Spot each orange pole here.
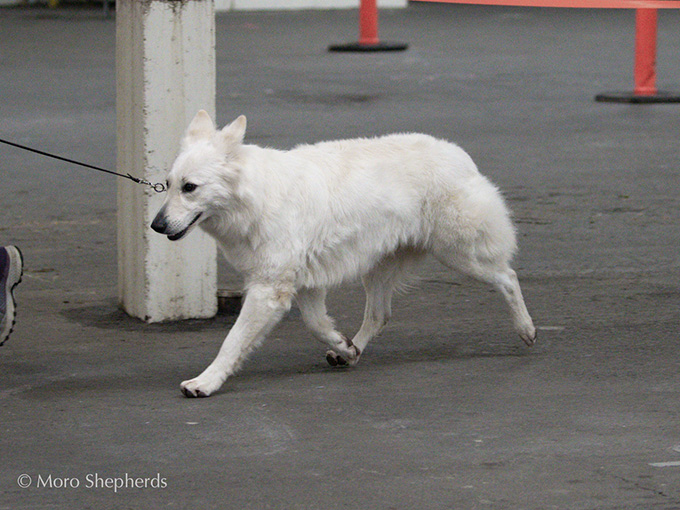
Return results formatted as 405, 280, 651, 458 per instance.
633, 9, 658, 96
328, 0, 407, 52
359, 0, 380, 46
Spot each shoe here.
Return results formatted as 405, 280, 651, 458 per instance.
0, 246, 23, 346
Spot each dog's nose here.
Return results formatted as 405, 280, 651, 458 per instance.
150, 211, 168, 234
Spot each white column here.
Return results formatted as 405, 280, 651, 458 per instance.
116, 0, 217, 322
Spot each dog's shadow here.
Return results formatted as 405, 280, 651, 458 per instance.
61, 298, 243, 334
61, 299, 539, 389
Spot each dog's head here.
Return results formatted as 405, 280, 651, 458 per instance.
150, 111, 247, 241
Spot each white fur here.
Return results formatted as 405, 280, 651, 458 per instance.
151, 111, 536, 397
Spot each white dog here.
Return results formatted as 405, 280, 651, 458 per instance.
151, 111, 536, 397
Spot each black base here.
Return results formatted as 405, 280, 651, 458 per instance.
595, 91, 680, 103
329, 42, 408, 52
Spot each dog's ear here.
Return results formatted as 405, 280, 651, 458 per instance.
183, 110, 215, 146
217, 115, 247, 154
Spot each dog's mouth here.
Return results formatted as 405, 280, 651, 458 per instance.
167, 213, 203, 241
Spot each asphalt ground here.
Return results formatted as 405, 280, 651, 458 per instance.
1, 3, 679, 509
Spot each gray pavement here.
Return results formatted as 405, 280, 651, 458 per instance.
1, 3, 680, 509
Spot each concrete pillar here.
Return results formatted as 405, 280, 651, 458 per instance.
116, 0, 217, 322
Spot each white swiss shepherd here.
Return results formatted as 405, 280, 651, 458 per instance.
151, 111, 536, 398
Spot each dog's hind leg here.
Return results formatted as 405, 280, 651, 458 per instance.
180, 282, 293, 397
296, 287, 358, 366
344, 274, 394, 366
489, 266, 536, 346
337, 249, 424, 367
432, 192, 536, 346
435, 249, 536, 346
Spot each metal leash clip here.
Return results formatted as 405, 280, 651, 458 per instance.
127, 174, 166, 193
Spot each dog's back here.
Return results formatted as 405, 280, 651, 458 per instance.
276, 133, 517, 284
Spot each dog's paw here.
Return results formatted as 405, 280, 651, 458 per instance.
180, 376, 222, 398
325, 345, 361, 368
519, 326, 537, 347
325, 350, 346, 367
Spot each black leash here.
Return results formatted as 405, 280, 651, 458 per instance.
0, 138, 166, 193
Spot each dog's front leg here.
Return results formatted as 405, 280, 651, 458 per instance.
180, 283, 293, 398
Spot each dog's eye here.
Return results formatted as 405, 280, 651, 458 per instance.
182, 182, 198, 193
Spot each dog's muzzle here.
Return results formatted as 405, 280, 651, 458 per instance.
150, 208, 169, 235
151, 208, 202, 241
